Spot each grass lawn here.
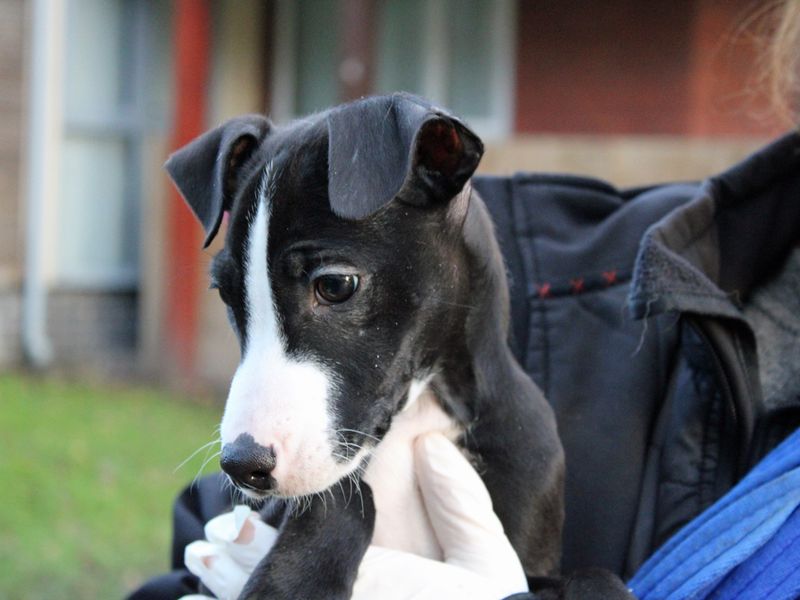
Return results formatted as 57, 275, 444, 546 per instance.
0, 373, 222, 599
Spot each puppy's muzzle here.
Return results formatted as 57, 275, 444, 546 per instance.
221, 433, 277, 493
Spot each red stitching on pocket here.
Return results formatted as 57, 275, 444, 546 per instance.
602, 270, 617, 285
537, 283, 551, 298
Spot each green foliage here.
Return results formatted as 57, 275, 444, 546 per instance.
0, 374, 221, 599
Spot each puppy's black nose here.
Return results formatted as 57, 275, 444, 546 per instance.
220, 434, 277, 492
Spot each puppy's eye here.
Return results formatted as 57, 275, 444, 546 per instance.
314, 274, 359, 305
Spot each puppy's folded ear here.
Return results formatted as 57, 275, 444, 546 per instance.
327, 94, 483, 220
165, 115, 272, 247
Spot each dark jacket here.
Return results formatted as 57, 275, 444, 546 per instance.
475, 130, 800, 580
130, 133, 800, 598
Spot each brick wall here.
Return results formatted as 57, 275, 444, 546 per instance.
515, 0, 784, 137
0, 291, 21, 367
0, 0, 26, 369
0, 0, 25, 274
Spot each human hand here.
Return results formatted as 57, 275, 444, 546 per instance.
180, 432, 528, 600
178, 505, 278, 600
352, 432, 529, 599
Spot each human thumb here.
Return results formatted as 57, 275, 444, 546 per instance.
414, 432, 528, 595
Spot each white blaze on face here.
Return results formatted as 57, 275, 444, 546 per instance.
220, 167, 363, 497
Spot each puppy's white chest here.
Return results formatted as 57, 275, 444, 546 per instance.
363, 388, 461, 560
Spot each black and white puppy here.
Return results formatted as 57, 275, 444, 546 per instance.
166, 93, 565, 600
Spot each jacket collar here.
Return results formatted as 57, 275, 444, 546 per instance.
629, 132, 800, 320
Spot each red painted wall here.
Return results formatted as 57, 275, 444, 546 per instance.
515, 0, 783, 136
165, 0, 211, 377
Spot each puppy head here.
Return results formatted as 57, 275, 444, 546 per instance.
166, 94, 483, 499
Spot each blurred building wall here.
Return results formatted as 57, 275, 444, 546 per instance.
183, 0, 782, 391
1, 0, 174, 377
0, 0, 27, 368
3, 0, 789, 390
514, 0, 778, 137
484, 0, 781, 186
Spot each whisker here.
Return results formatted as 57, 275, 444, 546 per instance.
175, 437, 221, 473
192, 450, 221, 489
336, 428, 381, 443
355, 479, 365, 518
332, 434, 371, 461
288, 497, 299, 518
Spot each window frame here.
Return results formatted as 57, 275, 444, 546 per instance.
270, 0, 516, 140
56, 0, 153, 291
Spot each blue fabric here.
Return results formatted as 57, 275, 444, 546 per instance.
629, 427, 800, 600
709, 506, 800, 600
